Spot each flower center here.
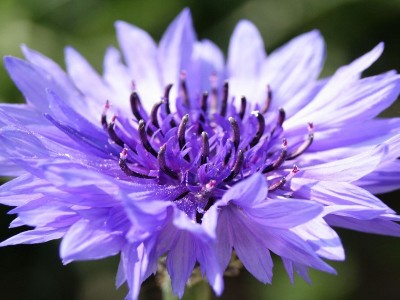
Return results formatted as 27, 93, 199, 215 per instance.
102, 75, 313, 222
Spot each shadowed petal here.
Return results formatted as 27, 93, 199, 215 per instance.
326, 215, 400, 237
166, 231, 197, 297
0, 227, 67, 246
262, 228, 336, 274
248, 199, 323, 228
219, 205, 274, 283
222, 172, 268, 207
60, 219, 124, 264
292, 217, 344, 261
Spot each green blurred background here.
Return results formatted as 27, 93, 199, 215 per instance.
0, 0, 400, 299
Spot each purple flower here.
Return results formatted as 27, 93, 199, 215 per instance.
1, 8, 400, 299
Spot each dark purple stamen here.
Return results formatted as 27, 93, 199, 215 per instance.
196, 197, 216, 224
119, 148, 157, 179
138, 120, 158, 157
268, 165, 299, 191
268, 177, 286, 192
163, 84, 173, 112
249, 111, 265, 147
180, 71, 189, 107
178, 114, 190, 161
277, 108, 286, 127
220, 81, 229, 117
200, 91, 208, 118
287, 123, 314, 160
195, 211, 203, 223
107, 116, 124, 147
239, 96, 247, 120
203, 196, 215, 211
201, 131, 209, 165
150, 101, 162, 129
198, 91, 209, 134
261, 84, 272, 114
158, 144, 179, 179
262, 138, 287, 173
174, 191, 189, 201
224, 150, 244, 182
178, 114, 189, 150
101, 100, 110, 130
229, 117, 240, 151
223, 147, 232, 166
130, 92, 145, 122
163, 84, 176, 128
271, 108, 286, 137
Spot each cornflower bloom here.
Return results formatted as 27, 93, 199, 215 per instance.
1, 8, 400, 299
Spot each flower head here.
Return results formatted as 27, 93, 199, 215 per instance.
1, 8, 400, 299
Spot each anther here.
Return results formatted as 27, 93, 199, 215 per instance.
277, 108, 286, 127
178, 114, 189, 150
198, 91, 209, 134
287, 122, 314, 160
249, 111, 265, 147
163, 84, 176, 127
174, 191, 190, 201
200, 91, 208, 116
201, 132, 209, 165
101, 100, 110, 130
268, 165, 299, 191
178, 114, 190, 161
224, 150, 244, 182
262, 138, 288, 173
158, 144, 179, 180
107, 116, 124, 147
271, 108, 286, 137
150, 101, 162, 129
138, 120, 158, 157
239, 96, 247, 120
220, 81, 229, 117
130, 91, 145, 122
163, 84, 173, 113
119, 148, 156, 179
223, 147, 232, 166
130, 90, 153, 136
261, 84, 272, 114
228, 117, 240, 151
180, 71, 189, 107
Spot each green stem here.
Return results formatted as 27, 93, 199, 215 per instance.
160, 273, 212, 300
160, 274, 178, 300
